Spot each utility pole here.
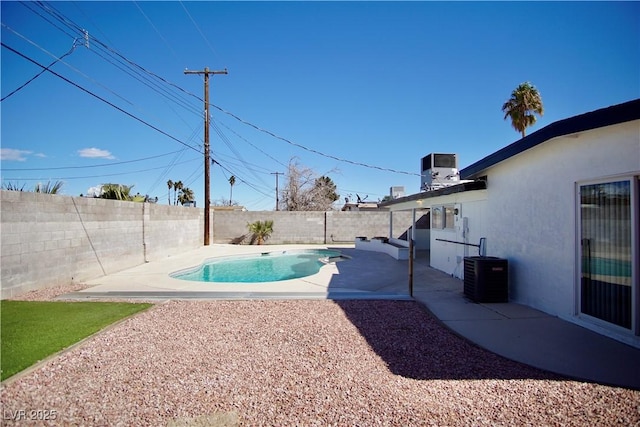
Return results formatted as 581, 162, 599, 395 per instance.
184, 67, 227, 245
271, 172, 284, 211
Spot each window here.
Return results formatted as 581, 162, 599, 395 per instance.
579, 179, 636, 330
432, 206, 443, 229
444, 206, 456, 229
432, 205, 456, 230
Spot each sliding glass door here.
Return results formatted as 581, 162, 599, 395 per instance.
579, 179, 635, 330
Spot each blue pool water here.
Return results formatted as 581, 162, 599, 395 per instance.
582, 257, 631, 277
171, 249, 343, 283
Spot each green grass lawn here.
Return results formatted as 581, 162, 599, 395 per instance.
1, 300, 153, 381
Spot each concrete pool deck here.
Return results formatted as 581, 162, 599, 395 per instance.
60, 244, 640, 390
65, 244, 414, 300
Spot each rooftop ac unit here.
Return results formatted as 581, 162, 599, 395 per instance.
421, 153, 459, 191
390, 186, 405, 199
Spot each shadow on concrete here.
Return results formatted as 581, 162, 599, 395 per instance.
322, 247, 413, 297
332, 299, 562, 381
326, 247, 562, 381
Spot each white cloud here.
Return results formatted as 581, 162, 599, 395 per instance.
1, 148, 33, 161
78, 147, 115, 159
34, 153, 47, 158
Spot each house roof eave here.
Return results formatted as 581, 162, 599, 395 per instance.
379, 180, 487, 211
460, 98, 640, 179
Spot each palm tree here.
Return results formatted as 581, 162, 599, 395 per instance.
247, 220, 274, 245
166, 180, 173, 205
2, 182, 26, 191
34, 181, 64, 194
178, 186, 195, 205
100, 183, 134, 201
173, 180, 183, 205
228, 175, 236, 206
502, 82, 544, 138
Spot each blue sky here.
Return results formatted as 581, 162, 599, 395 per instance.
1, 1, 638, 210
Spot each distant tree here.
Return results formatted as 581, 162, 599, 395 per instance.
100, 183, 135, 201
167, 180, 173, 205
178, 186, 195, 205
228, 175, 236, 206
281, 158, 339, 211
313, 176, 339, 208
99, 184, 152, 202
173, 180, 183, 205
34, 181, 64, 194
502, 82, 544, 138
2, 181, 27, 192
2, 181, 64, 194
213, 198, 239, 207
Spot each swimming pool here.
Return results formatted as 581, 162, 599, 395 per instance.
171, 249, 346, 283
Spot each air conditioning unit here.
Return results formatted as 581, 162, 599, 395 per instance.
421, 153, 459, 191
463, 256, 509, 303
389, 186, 405, 199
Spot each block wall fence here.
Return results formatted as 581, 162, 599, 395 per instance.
1, 191, 414, 298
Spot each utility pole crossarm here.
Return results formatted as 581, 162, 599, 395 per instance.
184, 67, 228, 246
184, 68, 228, 76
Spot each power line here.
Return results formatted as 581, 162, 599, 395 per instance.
213, 160, 272, 199
11, 2, 419, 180
25, 3, 416, 176
211, 120, 270, 188
1, 22, 138, 111
214, 118, 288, 169
133, 0, 180, 60
3, 157, 200, 181
146, 148, 190, 195
21, 2, 202, 120
210, 151, 275, 177
179, 0, 223, 63
1, 42, 202, 154
18, 1, 81, 41
1, 38, 78, 101
2, 150, 186, 171
210, 104, 420, 176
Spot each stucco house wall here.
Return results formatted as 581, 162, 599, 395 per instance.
474, 120, 639, 320
382, 99, 639, 346
426, 191, 488, 279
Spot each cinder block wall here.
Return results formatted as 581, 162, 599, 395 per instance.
325, 211, 415, 242
212, 210, 415, 244
143, 202, 203, 260
1, 190, 414, 297
0, 191, 202, 298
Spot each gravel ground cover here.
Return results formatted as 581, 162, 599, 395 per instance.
2, 296, 639, 426
7, 284, 90, 302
